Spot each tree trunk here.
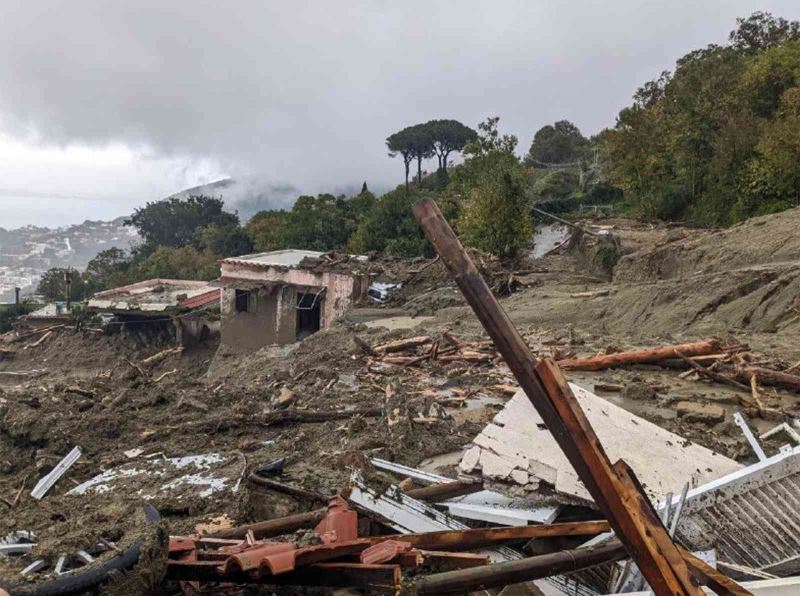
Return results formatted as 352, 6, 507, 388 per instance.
557, 339, 722, 371
404, 159, 410, 190
417, 155, 423, 185
442, 150, 451, 173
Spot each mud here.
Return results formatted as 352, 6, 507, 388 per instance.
2, 207, 800, 591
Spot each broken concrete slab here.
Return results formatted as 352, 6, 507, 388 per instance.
460, 385, 741, 506
369, 458, 559, 526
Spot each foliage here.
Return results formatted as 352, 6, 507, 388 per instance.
280, 194, 357, 251
0, 302, 37, 333
125, 195, 240, 252
456, 118, 531, 260
600, 12, 800, 224
729, 11, 800, 53
427, 119, 478, 172
245, 210, 289, 252
37, 268, 87, 302
738, 86, 800, 217
387, 119, 476, 186
463, 116, 518, 156
83, 248, 131, 295
196, 221, 253, 257
532, 169, 580, 202
130, 245, 219, 281
353, 188, 430, 257
525, 120, 589, 165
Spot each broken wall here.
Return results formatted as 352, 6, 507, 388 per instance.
220, 285, 279, 352
219, 263, 366, 351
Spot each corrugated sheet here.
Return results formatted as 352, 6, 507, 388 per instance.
675, 444, 800, 575
559, 446, 800, 594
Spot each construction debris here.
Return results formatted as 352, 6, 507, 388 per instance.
460, 387, 740, 506
5, 204, 800, 594
30, 446, 81, 500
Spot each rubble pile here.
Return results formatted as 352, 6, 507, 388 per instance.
1, 207, 800, 594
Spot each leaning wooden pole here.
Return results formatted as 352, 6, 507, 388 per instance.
412, 198, 741, 595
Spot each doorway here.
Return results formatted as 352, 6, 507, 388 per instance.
296, 291, 322, 340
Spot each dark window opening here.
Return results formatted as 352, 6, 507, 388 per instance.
235, 289, 256, 313
296, 291, 322, 340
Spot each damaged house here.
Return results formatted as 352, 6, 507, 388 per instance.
214, 250, 371, 352
87, 278, 220, 346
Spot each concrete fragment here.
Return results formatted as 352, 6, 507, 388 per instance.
462, 386, 740, 506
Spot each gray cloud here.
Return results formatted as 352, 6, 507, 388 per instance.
0, 0, 798, 216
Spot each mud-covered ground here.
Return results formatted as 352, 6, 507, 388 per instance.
2, 206, 800, 591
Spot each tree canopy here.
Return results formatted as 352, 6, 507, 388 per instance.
525, 120, 589, 165
455, 117, 531, 260
125, 195, 240, 252
387, 119, 476, 187
600, 11, 800, 224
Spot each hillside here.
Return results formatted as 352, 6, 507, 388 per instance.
0, 217, 139, 301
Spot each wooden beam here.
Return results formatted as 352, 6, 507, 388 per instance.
415, 540, 627, 594
399, 480, 483, 502
369, 520, 610, 551
680, 548, 754, 596
412, 198, 704, 596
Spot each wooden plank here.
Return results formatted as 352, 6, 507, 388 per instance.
680, 548, 755, 596
412, 198, 704, 596
399, 480, 483, 502
414, 540, 627, 594
369, 520, 610, 551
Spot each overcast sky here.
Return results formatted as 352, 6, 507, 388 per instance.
1, 1, 798, 228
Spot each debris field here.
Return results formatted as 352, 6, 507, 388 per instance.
2, 205, 800, 594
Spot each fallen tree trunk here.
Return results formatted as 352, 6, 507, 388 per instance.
557, 340, 721, 371
415, 540, 626, 594
736, 366, 800, 393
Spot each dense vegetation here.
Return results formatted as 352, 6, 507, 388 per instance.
601, 12, 800, 224
0, 302, 37, 333
33, 12, 800, 307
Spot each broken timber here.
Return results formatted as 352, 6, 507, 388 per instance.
412, 198, 744, 595
415, 540, 626, 594
556, 340, 722, 371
